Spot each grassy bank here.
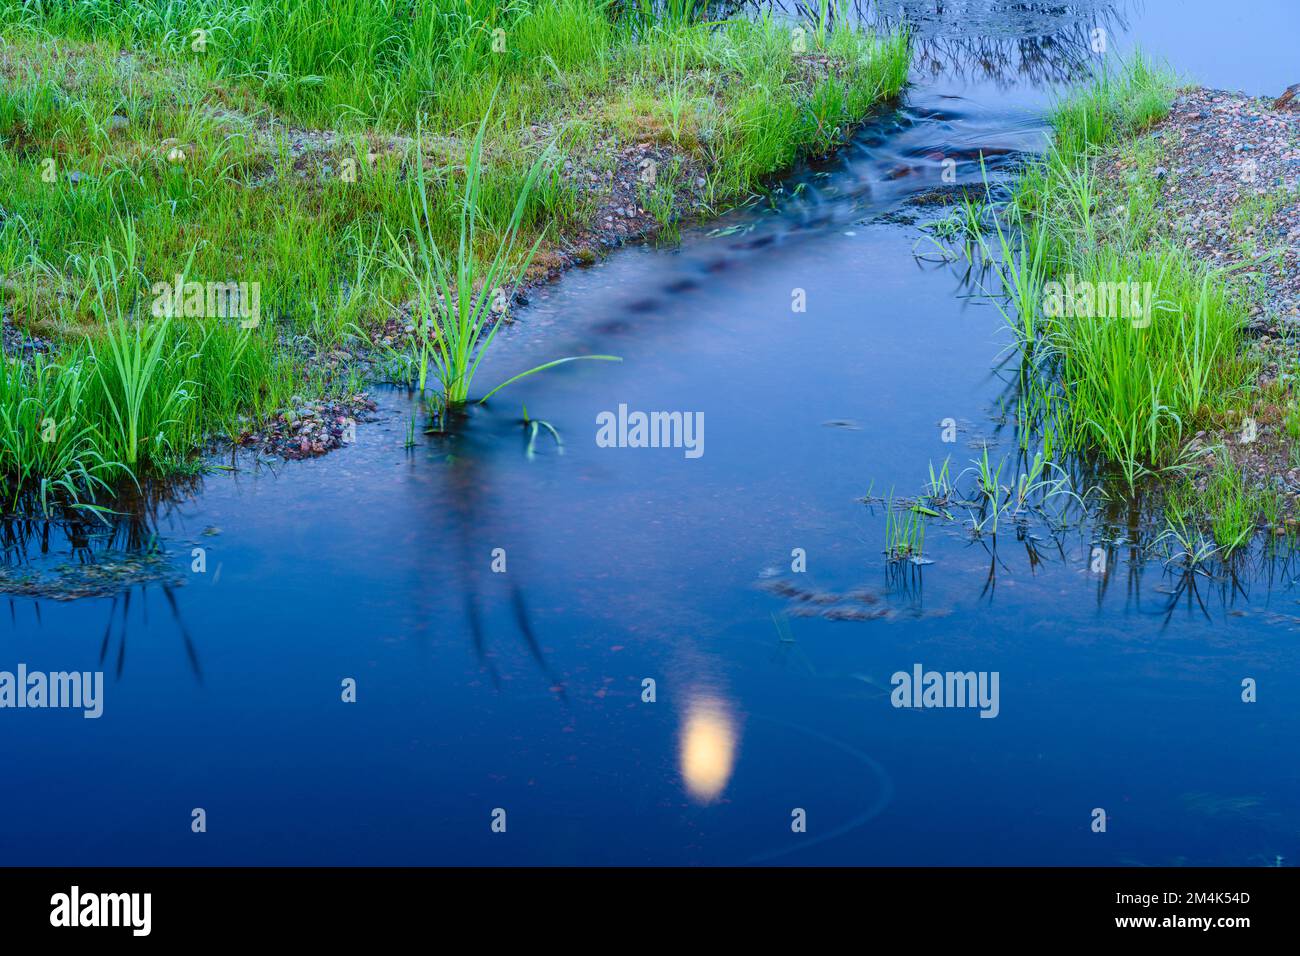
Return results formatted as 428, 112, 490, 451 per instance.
0, 2, 910, 510
980, 56, 1281, 556
996, 58, 1250, 484
0, 3, 909, 337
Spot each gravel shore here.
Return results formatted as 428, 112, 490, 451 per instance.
1139, 87, 1299, 325
1107, 85, 1300, 518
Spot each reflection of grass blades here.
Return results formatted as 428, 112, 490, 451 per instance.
771, 611, 795, 643
391, 92, 619, 406
1155, 505, 1218, 570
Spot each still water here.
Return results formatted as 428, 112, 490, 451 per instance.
3, 0, 1298, 865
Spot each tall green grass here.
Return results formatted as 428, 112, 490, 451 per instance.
388, 101, 619, 405
1, 319, 298, 511
0, 5, 908, 346
0, 1, 908, 133
1, 228, 302, 511
0, 350, 121, 513
984, 56, 1252, 489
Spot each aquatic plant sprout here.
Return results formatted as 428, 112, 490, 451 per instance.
884, 488, 926, 562
521, 405, 563, 461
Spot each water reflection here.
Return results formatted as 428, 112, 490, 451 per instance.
440, 420, 569, 699
751, 0, 1137, 87
679, 691, 739, 803
880, 0, 1134, 88
1, 481, 188, 592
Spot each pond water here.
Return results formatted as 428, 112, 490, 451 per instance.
3, 0, 1299, 866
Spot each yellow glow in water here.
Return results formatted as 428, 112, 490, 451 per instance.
679, 697, 736, 803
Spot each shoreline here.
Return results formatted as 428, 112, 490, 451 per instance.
1095, 83, 1300, 532
0, 13, 910, 494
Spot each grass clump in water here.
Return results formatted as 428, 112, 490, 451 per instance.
387, 100, 620, 406
983, 55, 1255, 489
884, 489, 926, 562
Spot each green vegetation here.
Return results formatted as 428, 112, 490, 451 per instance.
1159, 452, 1278, 562
884, 489, 926, 562
521, 404, 563, 460
924, 192, 987, 249
1285, 400, 1300, 442
874, 447, 1085, 567
930, 55, 1297, 564
1157, 481, 1220, 568
0, 2, 910, 339
979, 56, 1255, 490
0, 2, 911, 510
1, 315, 294, 510
388, 104, 618, 406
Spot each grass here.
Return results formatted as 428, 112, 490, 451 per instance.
0, 3, 910, 342
1285, 401, 1300, 441
975, 55, 1255, 490
925, 193, 987, 248
1159, 452, 1274, 561
1157, 482, 1219, 568
938, 54, 1290, 561
884, 489, 926, 562
521, 404, 562, 460
0, 3, 911, 510
872, 446, 1086, 569
1202, 455, 1260, 553
0, 314, 297, 510
387, 99, 618, 406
